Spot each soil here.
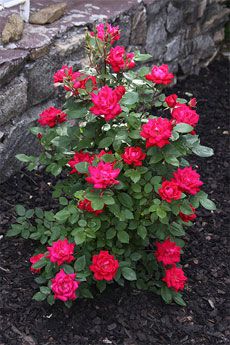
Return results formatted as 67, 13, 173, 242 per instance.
0, 57, 229, 345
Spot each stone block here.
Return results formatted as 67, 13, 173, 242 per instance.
146, 0, 169, 16
131, 6, 147, 45
146, 13, 167, 60
0, 49, 28, 86
166, 3, 184, 33
0, 76, 27, 126
0, 100, 53, 182
164, 36, 181, 61
1, 14, 24, 45
29, 2, 67, 25
112, 15, 131, 46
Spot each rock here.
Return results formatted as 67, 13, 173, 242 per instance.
0, 76, 28, 126
146, 13, 167, 60
146, 0, 168, 16
29, 2, 67, 25
112, 15, 131, 46
131, 6, 147, 45
166, 3, 184, 33
164, 36, 181, 62
1, 14, 24, 45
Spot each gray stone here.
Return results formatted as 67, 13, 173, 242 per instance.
166, 3, 184, 33
113, 15, 131, 46
202, 5, 230, 32
146, 0, 169, 16
131, 6, 147, 45
26, 55, 60, 106
0, 100, 53, 182
146, 13, 167, 60
198, 0, 207, 18
1, 14, 24, 45
29, 2, 67, 25
194, 35, 216, 59
164, 36, 181, 61
54, 32, 85, 57
0, 49, 28, 86
0, 76, 27, 126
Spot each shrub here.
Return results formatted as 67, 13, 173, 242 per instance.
8, 23, 216, 307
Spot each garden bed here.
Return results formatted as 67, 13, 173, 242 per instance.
0, 57, 229, 345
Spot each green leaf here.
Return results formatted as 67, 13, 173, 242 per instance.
15, 154, 32, 162
118, 230, 129, 244
81, 288, 93, 299
192, 145, 214, 157
32, 292, 47, 301
40, 286, 51, 295
47, 294, 55, 305
73, 229, 86, 245
170, 222, 185, 237
59, 197, 68, 206
144, 183, 153, 194
7, 224, 23, 237
15, 205, 26, 216
156, 207, 167, 219
118, 192, 133, 209
74, 255, 86, 271
173, 293, 187, 306
134, 51, 152, 62
96, 280, 106, 293
174, 123, 193, 133
124, 169, 141, 183
32, 257, 47, 269
121, 267, 137, 281
35, 208, 43, 219
98, 137, 113, 148
75, 162, 89, 174
137, 225, 147, 240
62, 264, 75, 274
161, 286, 173, 304
54, 208, 70, 222
106, 228, 116, 240
122, 91, 139, 106
130, 252, 142, 261
200, 198, 216, 211
165, 156, 179, 166
101, 154, 116, 162
91, 198, 105, 211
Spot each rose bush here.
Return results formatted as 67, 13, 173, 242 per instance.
8, 23, 216, 307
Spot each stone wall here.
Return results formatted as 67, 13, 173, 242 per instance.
0, 0, 229, 182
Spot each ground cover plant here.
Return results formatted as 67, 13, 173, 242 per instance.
7, 23, 216, 307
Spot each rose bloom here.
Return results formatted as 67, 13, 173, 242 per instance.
165, 94, 178, 108
78, 198, 104, 216
145, 64, 174, 85
47, 239, 75, 266
37, 133, 43, 140
107, 46, 135, 73
90, 250, 119, 281
67, 151, 94, 174
86, 161, 120, 189
163, 266, 187, 292
122, 146, 146, 166
72, 74, 97, 94
30, 253, 44, 273
173, 167, 203, 195
97, 149, 113, 159
172, 104, 199, 127
90, 85, 124, 121
140, 117, 173, 148
51, 269, 79, 301
38, 107, 67, 128
155, 238, 181, 266
90, 23, 120, 45
179, 205, 196, 222
158, 180, 182, 203
188, 97, 197, 108
53, 65, 78, 84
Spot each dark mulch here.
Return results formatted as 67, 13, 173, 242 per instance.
0, 57, 229, 345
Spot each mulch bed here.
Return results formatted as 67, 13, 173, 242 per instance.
0, 57, 229, 345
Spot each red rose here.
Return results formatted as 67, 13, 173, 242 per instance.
30, 253, 44, 273
158, 180, 182, 203
155, 238, 181, 265
90, 250, 119, 281
188, 98, 197, 108
172, 104, 199, 127
53, 65, 76, 84
107, 46, 135, 73
51, 269, 79, 301
179, 205, 196, 222
90, 23, 120, 45
38, 107, 67, 128
78, 198, 104, 216
114, 85, 126, 98
122, 146, 146, 166
163, 266, 187, 292
85, 161, 120, 189
47, 239, 75, 266
67, 151, 94, 174
145, 64, 174, 85
165, 94, 178, 108
140, 117, 173, 148
90, 85, 124, 121
37, 133, 43, 140
173, 167, 203, 195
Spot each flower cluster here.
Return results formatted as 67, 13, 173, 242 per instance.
11, 22, 215, 307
